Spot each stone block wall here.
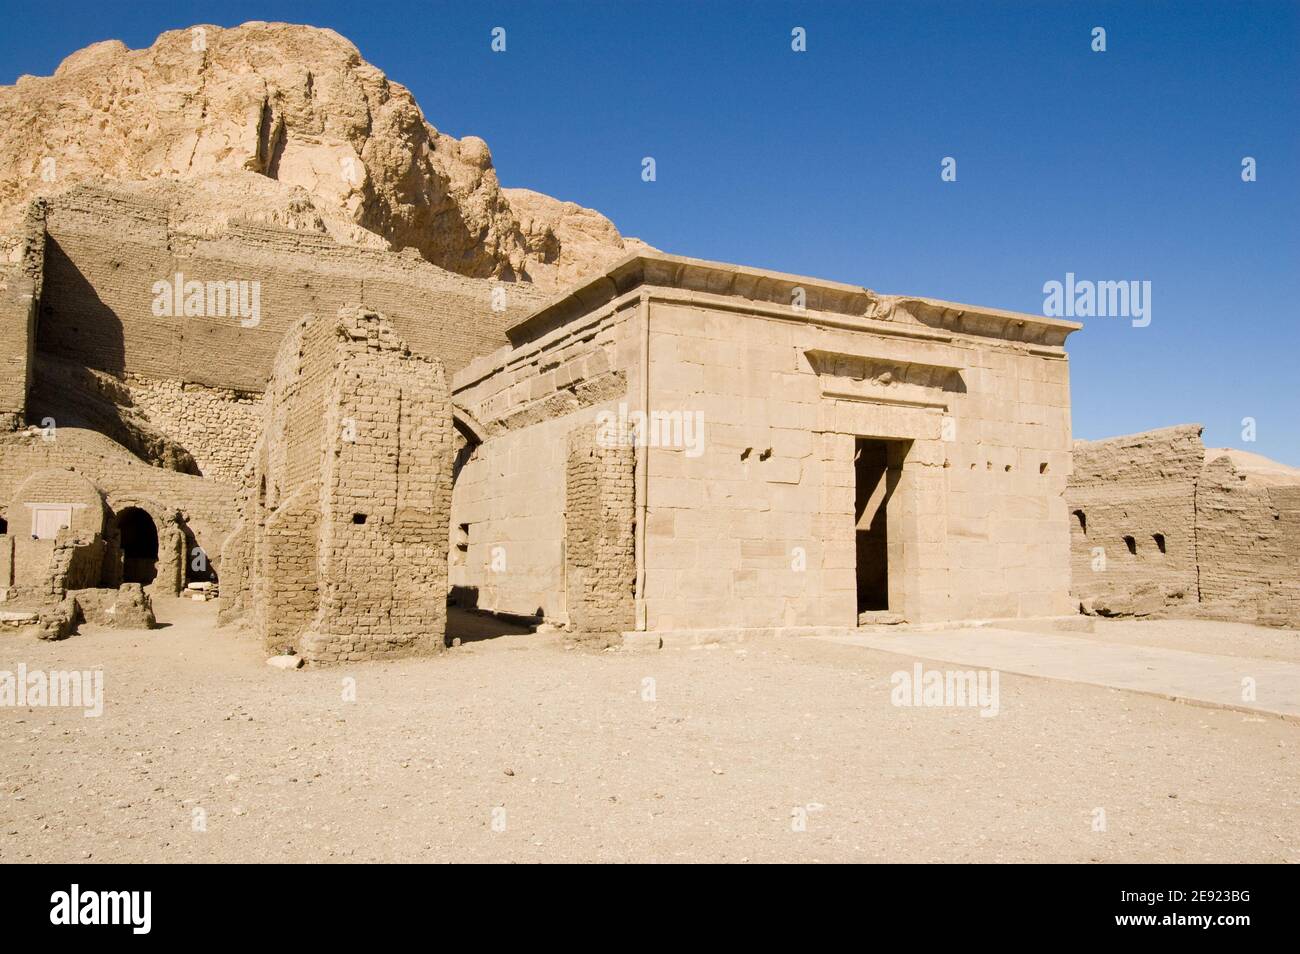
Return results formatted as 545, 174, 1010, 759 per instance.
122, 375, 261, 483
639, 295, 1075, 630
450, 295, 638, 623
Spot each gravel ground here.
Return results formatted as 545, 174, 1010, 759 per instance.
1, 598, 1296, 863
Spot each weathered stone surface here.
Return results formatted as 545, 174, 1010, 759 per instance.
0, 22, 645, 287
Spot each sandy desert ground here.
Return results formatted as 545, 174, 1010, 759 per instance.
1, 598, 1297, 864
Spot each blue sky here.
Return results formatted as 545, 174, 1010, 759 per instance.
3, 1, 1297, 463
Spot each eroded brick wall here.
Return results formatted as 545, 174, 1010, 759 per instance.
0, 204, 44, 429
303, 310, 455, 661
565, 425, 635, 638
234, 306, 455, 661
122, 375, 261, 483
0, 428, 238, 579
259, 486, 320, 654
1067, 425, 1202, 610
1068, 428, 1300, 628
1197, 457, 1300, 626
21, 186, 546, 491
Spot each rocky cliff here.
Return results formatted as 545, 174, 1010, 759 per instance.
0, 21, 646, 287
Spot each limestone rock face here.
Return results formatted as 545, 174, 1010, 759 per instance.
0, 21, 646, 286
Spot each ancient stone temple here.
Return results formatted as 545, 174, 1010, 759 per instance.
450, 252, 1082, 642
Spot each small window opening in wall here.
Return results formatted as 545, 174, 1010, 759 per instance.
352, 513, 367, 525
0, 516, 7, 535
1039, 462, 1049, 474
1123, 535, 1137, 555
1153, 533, 1166, 553
1004, 464, 1012, 472
1072, 510, 1087, 534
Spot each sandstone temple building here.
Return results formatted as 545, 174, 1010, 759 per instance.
450, 253, 1081, 639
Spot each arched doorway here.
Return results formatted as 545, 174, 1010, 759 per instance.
118, 507, 159, 585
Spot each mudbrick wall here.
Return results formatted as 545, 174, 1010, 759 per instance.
229, 307, 455, 662
0, 426, 238, 581
564, 425, 636, 640
0, 205, 43, 428
1197, 456, 1300, 627
36, 186, 548, 388
1067, 425, 1300, 628
1068, 424, 1202, 610
11, 186, 548, 484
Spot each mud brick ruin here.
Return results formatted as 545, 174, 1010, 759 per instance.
1068, 425, 1300, 627
221, 307, 456, 663
1, 21, 1296, 657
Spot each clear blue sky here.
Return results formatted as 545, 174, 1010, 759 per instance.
3, 1, 1297, 463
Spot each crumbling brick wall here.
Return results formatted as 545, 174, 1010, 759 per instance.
301, 309, 454, 661
564, 425, 635, 638
1067, 425, 1202, 613
47, 532, 106, 599
1197, 457, 1300, 627
15, 186, 545, 493
121, 375, 261, 482
231, 306, 455, 661
1068, 426, 1300, 628
0, 203, 44, 430
0, 427, 237, 585
259, 486, 320, 653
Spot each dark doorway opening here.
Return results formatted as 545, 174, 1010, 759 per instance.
119, 507, 159, 585
855, 438, 906, 613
